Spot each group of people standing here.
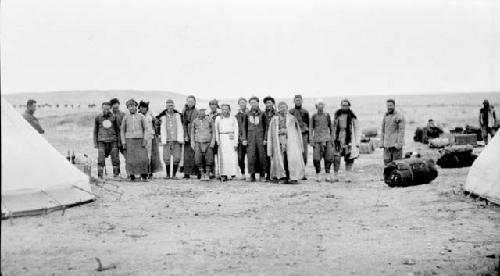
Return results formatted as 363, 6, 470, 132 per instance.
92, 95, 408, 184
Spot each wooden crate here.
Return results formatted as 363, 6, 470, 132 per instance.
451, 134, 477, 146
359, 141, 375, 154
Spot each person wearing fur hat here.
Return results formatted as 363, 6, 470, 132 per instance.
235, 97, 249, 179
289, 94, 310, 180
332, 99, 360, 182
244, 96, 268, 182
191, 107, 216, 181
121, 99, 149, 181
182, 95, 199, 179
267, 101, 305, 184
310, 99, 333, 182
138, 100, 162, 179
263, 96, 277, 181
157, 99, 184, 179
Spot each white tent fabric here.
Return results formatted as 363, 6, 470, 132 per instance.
464, 134, 500, 204
1, 97, 94, 218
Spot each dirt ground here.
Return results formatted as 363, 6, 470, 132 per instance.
2, 147, 500, 275
2, 93, 500, 275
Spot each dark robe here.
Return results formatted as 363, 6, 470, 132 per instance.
182, 105, 199, 175
245, 109, 267, 174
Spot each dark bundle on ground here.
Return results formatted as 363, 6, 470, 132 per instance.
465, 125, 483, 141
362, 127, 378, 138
384, 158, 438, 187
437, 145, 477, 168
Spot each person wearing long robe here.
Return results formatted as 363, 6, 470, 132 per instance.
332, 99, 361, 182
479, 99, 497, 145
215, 104, 239, 181
182, 95, 199, 179
267, 101, 305, 184
244, 96, 267, 182
288, 95, 310, 167
139, 101, 162, 179
121, 99, 149, 181
263, 96, 277, 182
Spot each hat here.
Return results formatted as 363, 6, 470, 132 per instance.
102, 101, 111, 106
294, 95, 302, 99
209, 99, 220, 109
238, 97, 247, 104
220, 103, 231, 109
126, 99, 138, 107
248, 96, 259, 103
139, 100, 149, 108
186, 95, 196, 101
278, 101, 288, 107
109, 98, 120, 105
341, 99, 351, 106
263, 96, 275, 104
166, 99, 174, 104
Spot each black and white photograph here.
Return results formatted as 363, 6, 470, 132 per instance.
1, 0, 500, 275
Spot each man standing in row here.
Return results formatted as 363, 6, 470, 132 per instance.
110, 98, 126, 159
208, 99, 221, 178
289, 94, 310, 180
182, 95, 199, 179
235, 98, 249, 179
94, 102, 121, 180
310, 99, 333, 182
23, 99, 45, 134
158, 99, 184, 179
263, 96, 277, 181
381, 99, 405, 166
215, 104, 239, 181
267, 101, 305, 184
191, 108, 216, 181
244, 96, 267, 182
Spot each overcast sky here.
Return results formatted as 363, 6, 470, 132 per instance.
1, 0, 499, 98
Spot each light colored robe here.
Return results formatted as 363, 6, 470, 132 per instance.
267, 114, 305, 181
215, 116, 239, 176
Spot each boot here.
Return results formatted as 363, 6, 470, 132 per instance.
205, 166, 212, 181
249, 173, 256, 182
315, 173, 322, 183
172, 165, 179, 180
165, 164, 171, 179
199, 167, 207, 181
325, 172, 332, 182
97, 166, 104, 180
331, 172, 339, 182
112, 166, 120, 178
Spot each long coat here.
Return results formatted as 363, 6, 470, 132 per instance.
267, 114, 305, 181
182, 106, 199, 175
245, 109, 267, 174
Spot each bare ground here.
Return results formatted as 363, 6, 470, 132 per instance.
2, 149, 500, 276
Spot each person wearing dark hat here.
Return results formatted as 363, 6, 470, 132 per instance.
235, 97, 249, 179
263, 96, 277, 181
22, 99, 45, 134
110, 98, 126, 157
479, 99, 497, 145
93, 101, 121, 180
138, 101, 162, 179
208, 99, 221, 179
267, 101, 305, 184
182, 95, 199, 179
121, 99, 149, 181
158, 99, 184, 179
244, 96, 267, 182
191, 107, 216, 181
381, 98, 405, 166
289, 94, 310, 179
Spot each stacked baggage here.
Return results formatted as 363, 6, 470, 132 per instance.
359, 128, 379, 154
384, 158, 438, 187
428, 137, 451, 148
436, 145, 477, 168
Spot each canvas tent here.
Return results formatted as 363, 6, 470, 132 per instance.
464, 133, 500, 204
1, 97, 94, 218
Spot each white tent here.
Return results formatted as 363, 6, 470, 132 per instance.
464, 133, 500, 205
1, 97, 94, 218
